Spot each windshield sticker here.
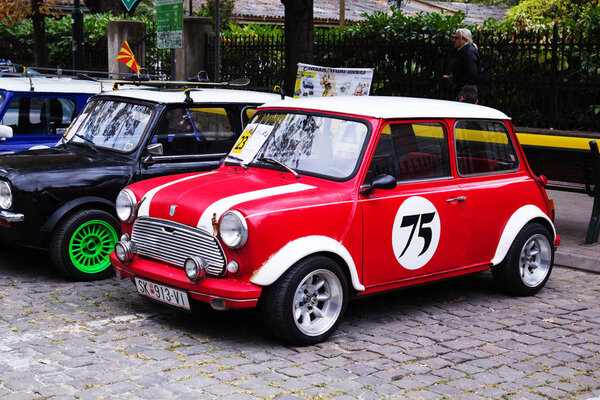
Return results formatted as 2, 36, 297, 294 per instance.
124, 142, 134, 151
231, 124, 255, 154
392, 196, 441, 270
131, 110, 150, 123
230, 123, 274, 164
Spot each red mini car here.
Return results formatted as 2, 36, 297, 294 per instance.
110, 97, 559, 345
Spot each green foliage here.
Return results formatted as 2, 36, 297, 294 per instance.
224, 23, 283, 36
344, 6, 468, 38
503, 0, 600, 29
132, 0, 157, 20
0, 12, 147, 43
193, 0, 235, 29
0, 12, 149, 68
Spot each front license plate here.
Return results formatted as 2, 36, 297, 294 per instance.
135, 277, 190, 310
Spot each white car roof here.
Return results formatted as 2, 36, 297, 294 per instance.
99, 88, 284, 104
259, 96, 510, 120
0, 77, 103, 94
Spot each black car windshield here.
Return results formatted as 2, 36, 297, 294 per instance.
64, 99, 152, 152
228, 112, 369, 179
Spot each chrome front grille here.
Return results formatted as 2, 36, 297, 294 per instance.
131, 217, 226, 276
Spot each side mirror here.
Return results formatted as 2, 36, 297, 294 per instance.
359, 174, 397, 195
0, 125, 13, 140
147, 142, 163, 156
143, 142, 163, 165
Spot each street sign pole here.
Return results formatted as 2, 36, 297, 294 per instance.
215, 0, 220, 82
72, 0, 85, 71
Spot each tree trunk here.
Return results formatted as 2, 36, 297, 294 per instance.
281, 0, 313, 96
31, 0, 47, 67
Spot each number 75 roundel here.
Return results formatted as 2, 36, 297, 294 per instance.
392, 196, 441, 270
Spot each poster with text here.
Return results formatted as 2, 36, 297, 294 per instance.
294, 63, 374, 98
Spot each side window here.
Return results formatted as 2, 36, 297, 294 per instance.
0, 96, 77, 136
367, 122, 451, 182
189, 107, 236, 154
151, 107, 236, 157
455, 120, 519, 175
152, 107, 238, 156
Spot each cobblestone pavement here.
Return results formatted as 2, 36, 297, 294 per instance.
0, 247, 599, 400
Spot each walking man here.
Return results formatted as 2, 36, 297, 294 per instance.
445, 28, 481, 102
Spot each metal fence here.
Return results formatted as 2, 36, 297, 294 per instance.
0, 25, 170, 78
0, 33, 108, 72
2, 24, 598, 131
208, 26, 600, 131
140, 24, 171, 79
204, 34, 285, 90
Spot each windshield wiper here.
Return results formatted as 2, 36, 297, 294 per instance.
225, 154, 248, 170
73, 133, 98, 152
257, 157, 299, 178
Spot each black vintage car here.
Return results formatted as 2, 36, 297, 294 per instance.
0, 87, 282, 280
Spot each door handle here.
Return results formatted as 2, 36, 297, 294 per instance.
446, 196, 466, 203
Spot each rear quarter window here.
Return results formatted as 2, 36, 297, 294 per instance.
454, 120, 519, 176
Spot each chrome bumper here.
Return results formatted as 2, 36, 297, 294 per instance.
0, 210, 24, 222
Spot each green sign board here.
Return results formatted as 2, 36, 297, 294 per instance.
156, 0, 183, 49
121, 0, 141, 12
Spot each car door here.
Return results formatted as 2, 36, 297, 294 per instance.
0, 94, 77, 151
138, 104, 252, 180
360, 120, 467, 288
453, 119, 528, 267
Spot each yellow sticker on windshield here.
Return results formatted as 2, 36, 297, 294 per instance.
232, 128, 253, 153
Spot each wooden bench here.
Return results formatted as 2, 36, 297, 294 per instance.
518, 131, 600, 244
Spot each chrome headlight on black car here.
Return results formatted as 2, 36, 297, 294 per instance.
0, 180, 12, 209
219, 210, 248, 249
116, 189, 136, 223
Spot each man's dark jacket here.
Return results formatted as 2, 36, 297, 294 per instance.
450, 42, 481, 99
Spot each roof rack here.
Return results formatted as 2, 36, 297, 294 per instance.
77, 73, 251, 90
0, 64, 166, 80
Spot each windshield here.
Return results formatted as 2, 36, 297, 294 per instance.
229, 112, 369, 179
64, 99, 153, 152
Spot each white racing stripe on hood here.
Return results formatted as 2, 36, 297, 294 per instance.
137, 171, 218, 217
197, 183, 316, 232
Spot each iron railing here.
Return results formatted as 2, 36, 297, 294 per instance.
2, 24, 598, 130
208, 25, 600, 131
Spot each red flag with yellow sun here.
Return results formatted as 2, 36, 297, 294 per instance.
116, 40, 140, 74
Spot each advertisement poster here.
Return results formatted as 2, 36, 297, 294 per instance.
156, 0, 183, 49
294, 63, 374, 98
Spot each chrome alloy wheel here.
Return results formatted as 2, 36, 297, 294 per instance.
292, 268, 343, 337
519, 233, 552, 287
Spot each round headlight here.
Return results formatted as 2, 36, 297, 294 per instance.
219, 210, 248, 249
114, 242, 127, 263
116, 189, 136, 222
184, 257, 206, 282
0, 180, 12, 209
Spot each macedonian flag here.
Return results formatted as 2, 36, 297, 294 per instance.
116, 40, 141, 74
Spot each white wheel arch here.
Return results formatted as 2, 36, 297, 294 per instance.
250, 235, 365, 291
491, 204, 556, 266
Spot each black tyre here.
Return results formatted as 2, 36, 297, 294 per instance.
50, 209, 120, 281
492, 222, 554, 296
261, 256, 348, 346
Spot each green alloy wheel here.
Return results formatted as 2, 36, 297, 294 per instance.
68, 219, 118, 274
50, 209, 120, 281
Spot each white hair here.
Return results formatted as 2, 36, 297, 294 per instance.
456, 28, 477, 50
